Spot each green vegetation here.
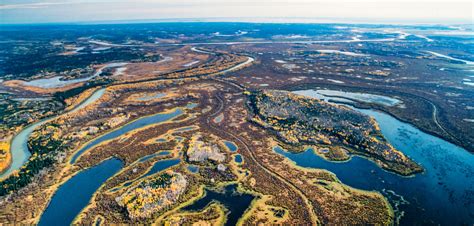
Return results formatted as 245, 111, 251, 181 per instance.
0, 94, 63, 130
53, 78, 112, 104
149, 173, 173, 189
0, 124, 64, 196
1, 47, 160, 80
249, 90, 423, 176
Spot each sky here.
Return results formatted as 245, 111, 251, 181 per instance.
0, 0, 473, 24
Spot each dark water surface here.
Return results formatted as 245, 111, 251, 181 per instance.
223, 141, 238, 152
121, 158, 180, 188
39, 158, 123, 226
142, 159, 180, 178
234, 154, 243, 163
182, 184, 254, 225
274, 102, 474, 225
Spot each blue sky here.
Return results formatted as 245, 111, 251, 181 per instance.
0, 0, 472, 24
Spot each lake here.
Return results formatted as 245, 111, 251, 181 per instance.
223, 141, 238, 152
293, 89, 401, 106
182, 184, 254, 226
38, 158, 123, 226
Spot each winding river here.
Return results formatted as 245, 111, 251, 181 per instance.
279, 90, 474, 225
426, 51, 474, 65
190, 47, 255, 73
4, 46, 252, 180
0, 88, 106, 180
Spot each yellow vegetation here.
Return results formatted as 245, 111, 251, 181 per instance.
0, 141, 11, 174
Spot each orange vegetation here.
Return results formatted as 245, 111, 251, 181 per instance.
0, 141, 11, 174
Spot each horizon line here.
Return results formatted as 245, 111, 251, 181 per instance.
1, 17, 472, 26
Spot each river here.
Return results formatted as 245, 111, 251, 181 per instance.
0, 88, 106, 180
190, 47, 255, 73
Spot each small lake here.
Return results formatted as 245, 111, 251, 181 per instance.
183, 60, 200, 67
187, 165, 199, 173
70, 109, 183, 164
186, 103, 198, 109
316, 49, 368, 57
38, 158, 123, 226
137, 151, 170, 163
24, 63, 127, 89
293, 89, 401, 106
181, 184, 254, 226
213, 114, 224, 123
136, 93, 166, 101
156, 138, 168, 143
0, 88, 105, 180
234, 154, 243, 164
280, 90, 474, 225
121, 158, 180, 188
223, 141, 238, 152
142, 159, 180, 178
173, 126, 198, 132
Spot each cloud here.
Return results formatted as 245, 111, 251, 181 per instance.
0, 0, 472, 24
0, 2, 67, 10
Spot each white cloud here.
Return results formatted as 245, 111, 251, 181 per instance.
0, 0, 472, 24
0, 2, 68, 10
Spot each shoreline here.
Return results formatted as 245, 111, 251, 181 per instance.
283, 83, 473, 154
0, 87, 107, 181
67, 106, 188, 164
270, 141, 395, 224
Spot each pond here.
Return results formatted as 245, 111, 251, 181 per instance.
223, 141, 238, 152
186, 103, 198, 109
234, 154, 243, 164
181, 184, 254, 226
136, 93, 166, 101
187, 165, 199, 173
122, 158, 180, 188
137, 151, 170, 163
38, 158, 123, 226
142, 159, 180, 179
316, 49, 368, 57
173, 126, 198, 132
156, 138, 168, 143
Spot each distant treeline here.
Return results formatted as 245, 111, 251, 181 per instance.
1, 48, 153, 80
